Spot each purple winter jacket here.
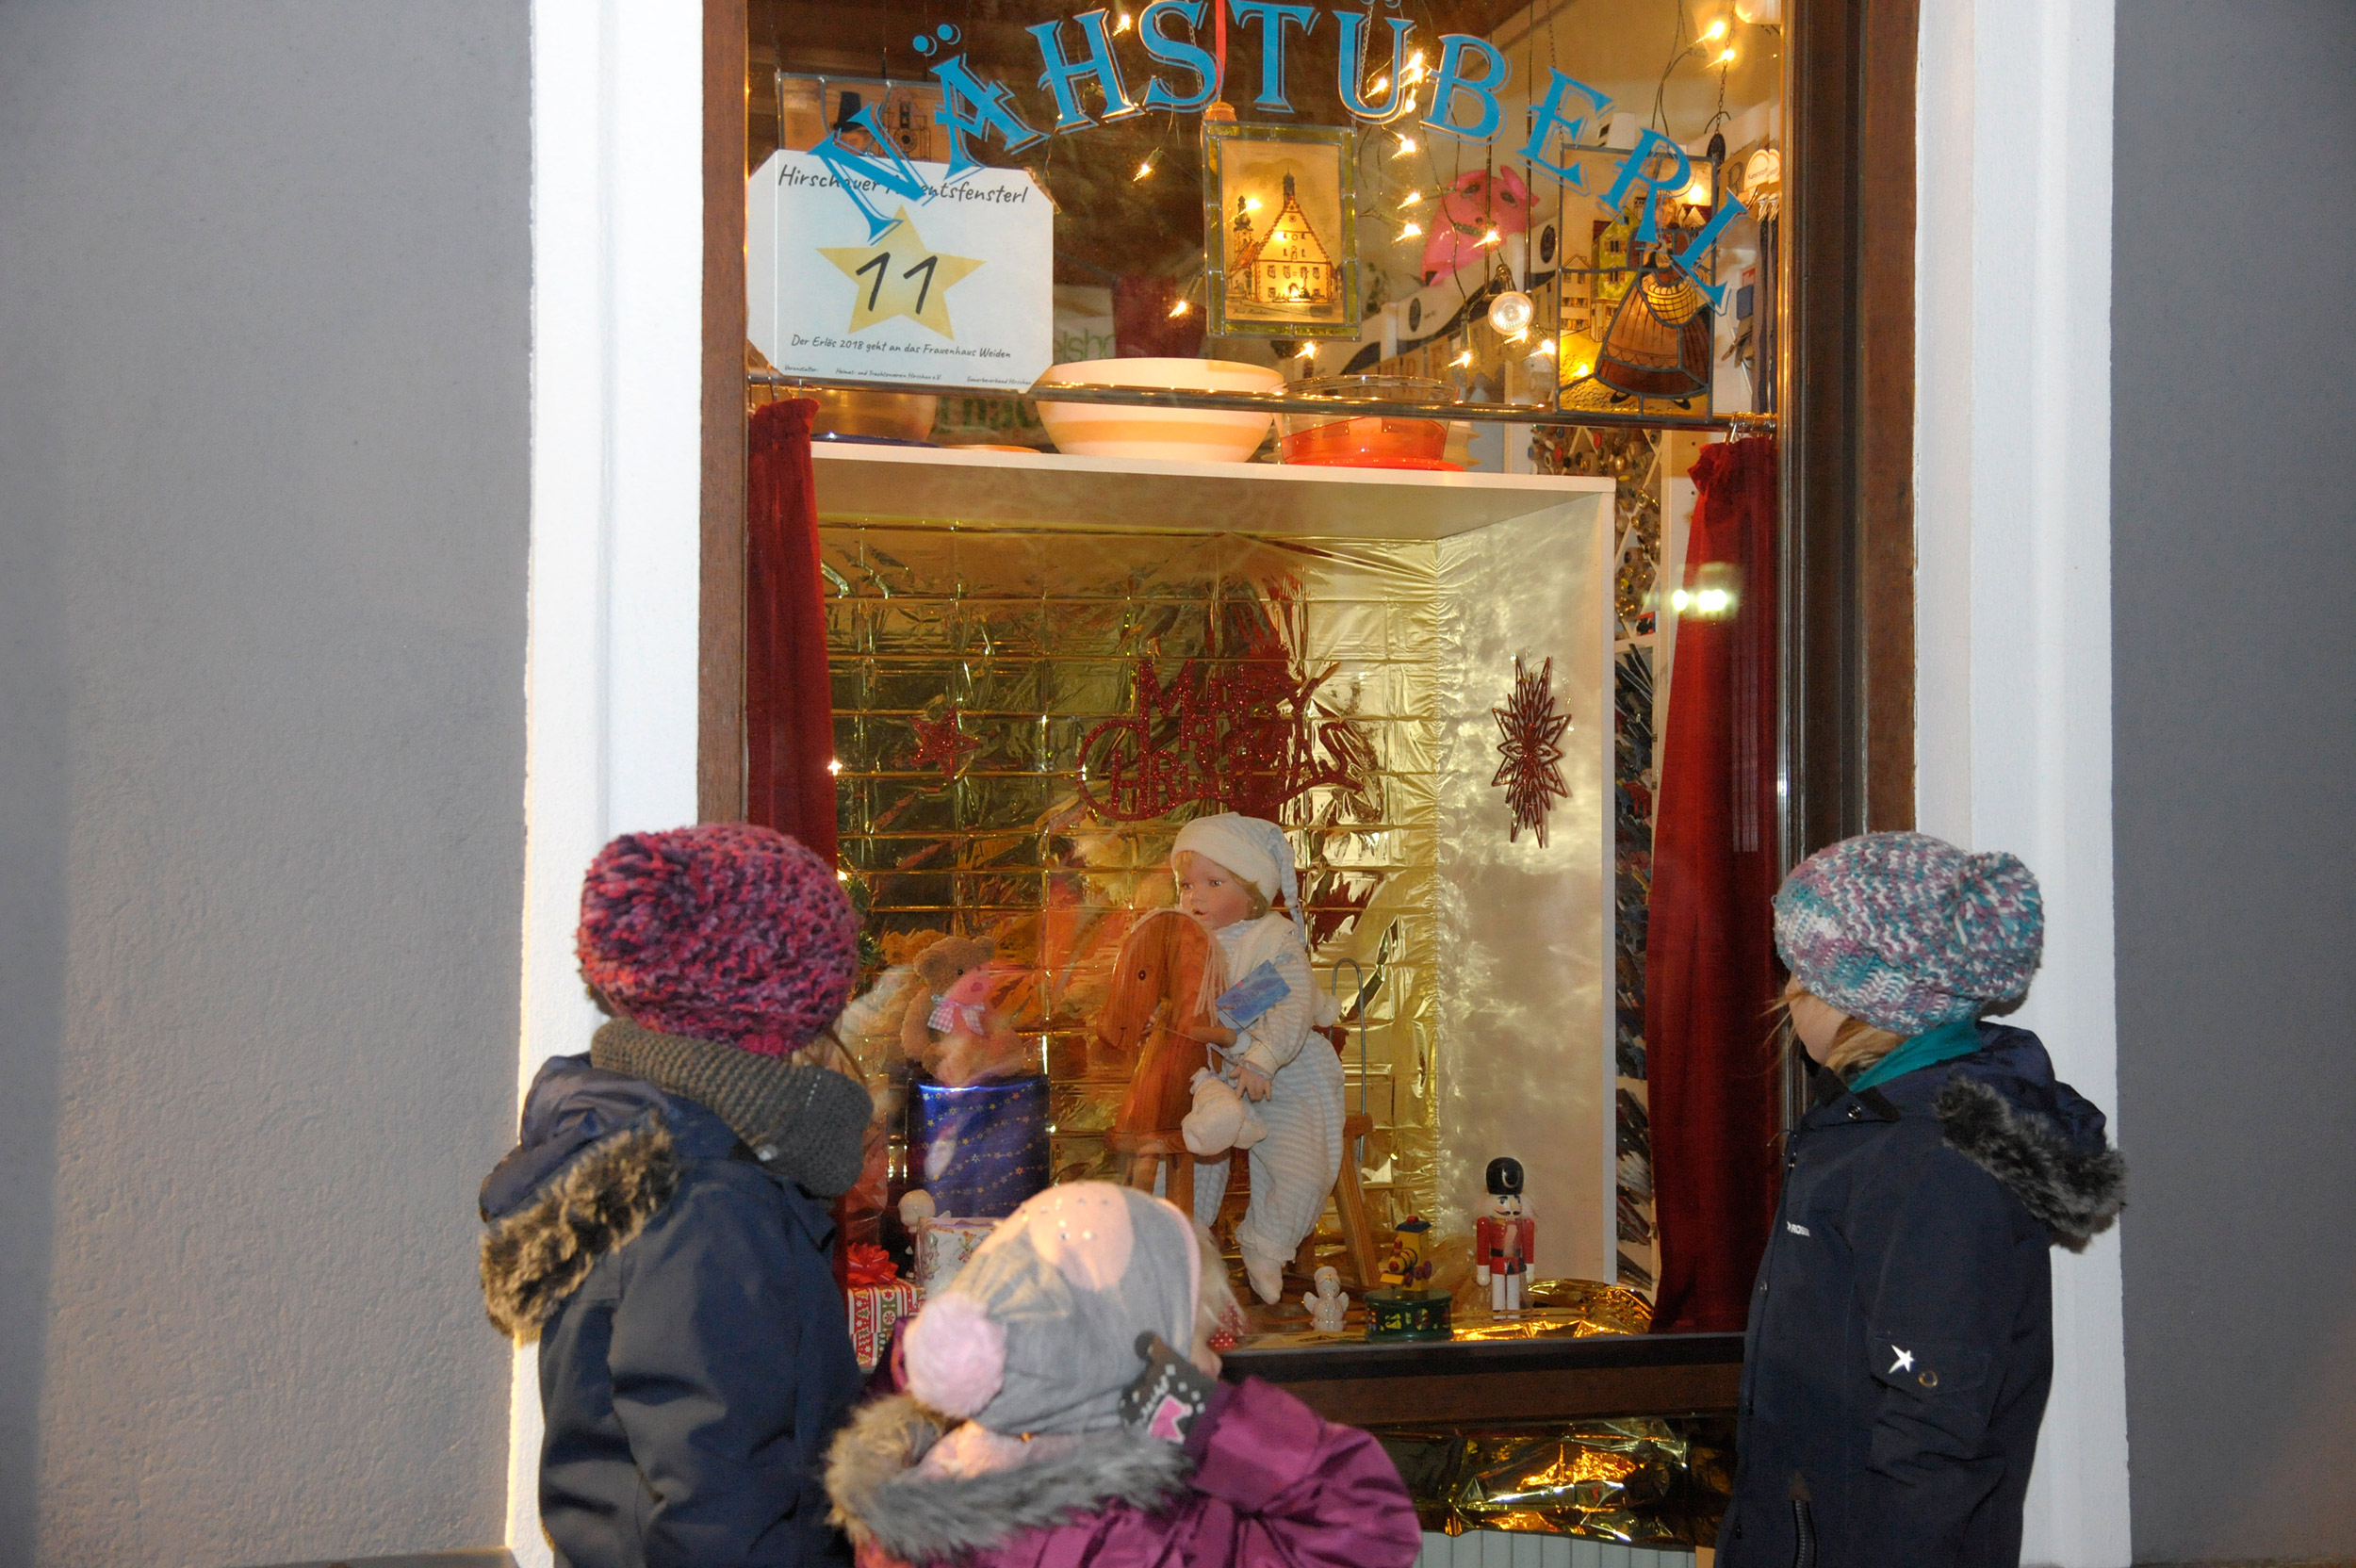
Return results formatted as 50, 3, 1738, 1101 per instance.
826, 1376, 1422, 1568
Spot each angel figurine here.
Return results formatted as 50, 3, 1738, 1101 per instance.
1302, 1266, 1350, 1333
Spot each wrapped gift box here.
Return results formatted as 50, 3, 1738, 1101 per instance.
910, 1073, 1051, 1218
847, 1277, 922, 1373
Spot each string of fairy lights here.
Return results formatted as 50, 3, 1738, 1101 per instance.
1106, 3, 1762, 379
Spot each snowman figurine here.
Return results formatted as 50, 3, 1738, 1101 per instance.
1475, 1156, 1537, 1314
1302, 1266, 1350, 1332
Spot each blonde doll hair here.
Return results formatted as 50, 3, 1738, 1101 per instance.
1172, 849, 1272, 921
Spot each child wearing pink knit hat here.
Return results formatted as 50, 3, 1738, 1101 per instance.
479, 823, 875, 1568
826, 1183, 1420, 1568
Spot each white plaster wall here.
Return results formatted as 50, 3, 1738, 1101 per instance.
510, 3, 707, 1561
1915, 2, 2130, 1563
0, 4, 531, 1560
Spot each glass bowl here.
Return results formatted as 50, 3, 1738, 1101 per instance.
1276, 375, 1458, 467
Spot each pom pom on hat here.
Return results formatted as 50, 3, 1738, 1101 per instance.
576, 824, 859, 1054
1774, 831, 2043, 1037
904, 1291, 1007, 1418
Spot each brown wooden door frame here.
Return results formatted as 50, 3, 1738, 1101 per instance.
696, 1, 1920, 839
700, 0, 750, 823
1783, 0, 1920, 856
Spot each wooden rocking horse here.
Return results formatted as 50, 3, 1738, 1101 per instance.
1095, 909, 1224, 1216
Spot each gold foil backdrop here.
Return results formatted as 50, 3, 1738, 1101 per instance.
820, 521, 1445, 1231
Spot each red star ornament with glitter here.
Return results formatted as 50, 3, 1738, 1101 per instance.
1491, 656, 1573, 846
907, 707, 981, 778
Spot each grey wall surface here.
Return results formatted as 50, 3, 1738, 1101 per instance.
0, 3, 530, 1562
2114, 4, 2356, 1562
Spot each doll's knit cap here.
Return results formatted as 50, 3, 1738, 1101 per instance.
1773, 831, 2043, 1037
1172, 812, 1307, 944
577, 824, 859, 1055
900, 1184, 1201, 1436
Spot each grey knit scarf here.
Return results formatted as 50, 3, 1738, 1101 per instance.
591, 1019, 873, 1197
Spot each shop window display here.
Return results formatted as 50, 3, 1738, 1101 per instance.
738, 2, 1794, 1551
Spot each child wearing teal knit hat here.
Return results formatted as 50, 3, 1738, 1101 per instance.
1715, 830, 2123, 1567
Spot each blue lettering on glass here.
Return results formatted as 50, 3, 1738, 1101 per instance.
931, 54, 1047, 174
811, 106, 936, 240
1420, 34, 1509, 143
1519, 69, 1612, 188
1228, 0, 1318, 113
1138, 0, 1219, 111
1599, 128, 1692, 245
878, 7, 1741, 309
1334, 8, 1415, 122
1027, 8, 1142, 131
1671, 196, 1746, 310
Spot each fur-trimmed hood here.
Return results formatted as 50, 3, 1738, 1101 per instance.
1897, 1022, 2125, 1246
826, 1395, 1190, 1563
477, 1054, 735, 1338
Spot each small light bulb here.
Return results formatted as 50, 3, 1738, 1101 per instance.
1296, 341, 1317, 359
1478, 227, 1502, 247
1701, 18, 1729, 42
1133, 156, 1155, 181
1395, 135, 1417, 156
1400, 188, 1423, 205
1487, 289, 1535, 335
1536, 338, 1558, 356
1245, 195, 1265, 212
1369, 74, 1389, 96
1673, 588, 1692, 612
1450, 350, 1474, 368
1399, 220, 1423, 239
1114, 8, 1133, 32
1407, 48, 1425, 70
1572, 361, 1594, 378
827, 758, 843, 775
1169, 298, 1189, 317
1716, 46, 1738, 64
836, 869, 850, 881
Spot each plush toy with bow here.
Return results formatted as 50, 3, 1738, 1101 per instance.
900, 936, 1030, 1086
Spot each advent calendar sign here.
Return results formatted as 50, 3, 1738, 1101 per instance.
748, 148, 1053, 393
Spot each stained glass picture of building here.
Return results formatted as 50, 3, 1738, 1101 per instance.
1203, 122, 1359, 337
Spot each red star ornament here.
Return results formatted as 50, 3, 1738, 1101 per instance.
1491, 656, 1573, 846
907, 708, 981, 777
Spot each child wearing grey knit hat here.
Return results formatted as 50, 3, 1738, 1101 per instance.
826, 1183, 1421, 1568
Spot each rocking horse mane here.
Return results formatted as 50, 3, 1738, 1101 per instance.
1095, 909, 1224, 1054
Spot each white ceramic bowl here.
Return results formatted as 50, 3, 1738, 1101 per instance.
1033, 357, 1284, 463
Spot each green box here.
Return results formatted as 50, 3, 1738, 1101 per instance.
1364, 1288, 1452, 1343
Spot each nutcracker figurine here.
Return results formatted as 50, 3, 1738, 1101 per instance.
1475, 1156, 1536, 1313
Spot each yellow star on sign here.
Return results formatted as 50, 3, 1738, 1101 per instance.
819, 208, 985, 337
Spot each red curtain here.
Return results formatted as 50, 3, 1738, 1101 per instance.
1644, 436, 1784, 1334
745, 398, 838, 862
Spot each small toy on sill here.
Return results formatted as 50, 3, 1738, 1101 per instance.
1366, 1215, 1449, 1341
1302, 1266, 1350, 1332
1378, 1215, 1433, 1290
1476, 1156, 1536, 1314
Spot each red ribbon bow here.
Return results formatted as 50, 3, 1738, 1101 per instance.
845, 1244, 903, 1288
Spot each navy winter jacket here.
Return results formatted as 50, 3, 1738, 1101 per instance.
480, 1054, 864, 1568
1717, 1024, 2124, 1568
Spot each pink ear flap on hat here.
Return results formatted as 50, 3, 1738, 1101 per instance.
904, 1292, 1006, 1418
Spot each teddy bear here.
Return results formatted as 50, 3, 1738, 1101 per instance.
899, 935, 1029, 1087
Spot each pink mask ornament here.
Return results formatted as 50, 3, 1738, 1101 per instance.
1421, 167, 1532, 285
